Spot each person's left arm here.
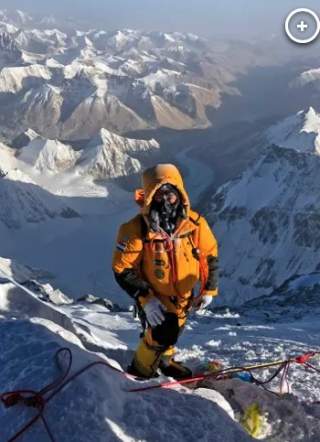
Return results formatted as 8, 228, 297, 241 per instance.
198, 216, 219, 299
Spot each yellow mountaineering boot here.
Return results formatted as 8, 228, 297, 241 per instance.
127, 339, 161, 379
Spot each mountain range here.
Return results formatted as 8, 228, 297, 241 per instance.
0, 21, 239, 139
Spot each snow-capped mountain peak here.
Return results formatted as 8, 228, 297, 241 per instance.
208, 109, 320, 306
18, 130, 80, 174
93, 128, 159, 152
266, 107, 320, 155
80, 129, 160, 179
302, 106, 320, 133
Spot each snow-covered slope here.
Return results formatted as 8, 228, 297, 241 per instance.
0, 141, 80, 229
0, 64, 51, 93
241, 272, 320, 322
1, 257, 320, 441
0, 258, 252, 442
0, 140, 20, 172
0, 169, 79, 228
207, 109, 320, 305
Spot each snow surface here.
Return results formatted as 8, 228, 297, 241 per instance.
1, 260, 320, 441
142, 69, 181, 91
0, 168, 79, 229
0, 266, 252, 442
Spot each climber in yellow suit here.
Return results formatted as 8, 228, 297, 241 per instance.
112, 164, 219, 379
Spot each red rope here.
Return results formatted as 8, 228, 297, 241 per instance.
129, 373, 206, 393
295, 352, 316, 364
1, 349, 320, 441
0, 348, 125, 442
132, 352, 320, 393
1, 390, 47, 442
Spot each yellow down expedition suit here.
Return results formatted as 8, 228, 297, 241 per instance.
112, 164, 218, 378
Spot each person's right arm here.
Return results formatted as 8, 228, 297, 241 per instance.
112, 221, 167, 326
112, 222, 150, 300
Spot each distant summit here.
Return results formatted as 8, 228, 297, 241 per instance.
266, 107, 320, 155
207, 108, 320, 305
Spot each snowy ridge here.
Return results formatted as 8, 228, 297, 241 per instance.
0, 256, 41, 283
266, 107, 320, 155
80, 128, 160, 179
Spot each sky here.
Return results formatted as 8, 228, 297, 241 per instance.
2, 0, 320, 40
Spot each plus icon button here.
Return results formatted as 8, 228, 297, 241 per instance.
297, 20, 309, 32
285, 8, 320, 44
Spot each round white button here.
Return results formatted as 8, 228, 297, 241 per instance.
285, 8, 320, 44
